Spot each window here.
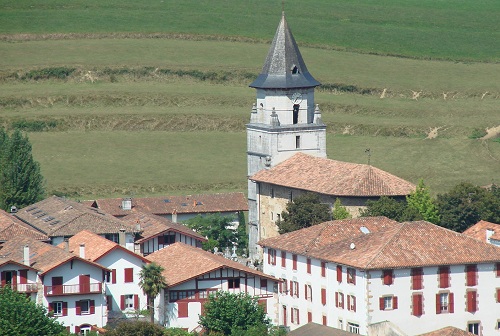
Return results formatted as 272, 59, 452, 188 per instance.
321, 262, 326, 277
348, 322, 360, 334
380, 296, 398, 310
436, 292, 454, 314
124, 268, 134, 283
466, 264, 477, 286
104, 233, 119, 243
337, 265, 342, 282
347, 268, 356, 284
124, 294, 134, 309
291, 308, 300, 324
293, 105, 299, 124
467, 290, 477, 313
307, 258, 311, 274
305, 284, 312, 302
321, 288, 327, 305
292, 254, 297, 270
281, 251, 286, 268
228, 278, 240, 289
412, 293, 423, 316
260, 279, 267, 290
268, 249, 276, 265
382, 270, 393, 285
289, 280, 299, 298
347, 295, 356, 312
80, 300, 90, 314
438, 266, 450, 288
295, 136, 300, 148
52, 301, 63, 316
335, 292, 344, 309
178, 302, 188, 318
280, 278, 288, 294
104, 271, 111, 283
468, 322, 480, 335
271, 188, 274, 198
411, 268, 423, 290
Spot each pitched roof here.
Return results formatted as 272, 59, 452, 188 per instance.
87, 192, 248, 217
250, 153, 415, 197
0, 236, 107, 275
417, 326, 476, 336
0, 209, 49, 242
146, 242, 276, 287
288, 322, 357, 336
463, 220, 500, 242
14, 196, 137, 237
120, 212, 206, 244
57, 230, 149, 263
259, 218, 500, 269
249, 13, 320, 89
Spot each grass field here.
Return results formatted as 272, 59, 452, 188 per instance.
0, 0, 499, 199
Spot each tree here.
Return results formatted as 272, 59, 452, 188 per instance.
184, 214, 245, 251
105, 321, 166, 336
139, 262, 167, 324
361, 196, 423, 222
406, 179, 440, 224
0, 129, 45, 211
332, 198, 352, 220
277, 193, 331, 234
0, 285, 66, 335
198, 291, 270, 335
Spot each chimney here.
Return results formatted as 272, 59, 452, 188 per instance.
172, 209, 178, 223
23, 245, 30, 266
79, 243, 85, 259
10, 206, 17, 213
119, 229, 126, 247
122, 198, 132, 211
64, 238, 69, 252
486, 229, 495, 242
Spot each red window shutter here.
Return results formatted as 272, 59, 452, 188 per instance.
291, 309, 294, 324
304, 284, 308, 300
62, 302, 68, 316
296, 282, 299, 298
120, 295, 125, 310
289, 281, 293, 296
439, 266, 449, 288
321, 262, 326, 277
341, 293, 344, 309
449, 293, 454, 313
383, 270, 393, 285
308, 312, 312, 323
268, 249, 271, 265
337, 265, 342, 282
90, 300, 95, 314
297, 309, 300, 324
279, 281, 282, 294
379, 297, 385, 310
393, 296, 398, 309
112, 269, 116, 284
0, 271, 5, 286
75, 326, 80, 334
307, 259, 311, 273
322, 315, 327, 326
134, 294, 139, 309
466, 265, 477, 286
497, 263, 500, 277
347, 295, 351, 311
321, 288, 326, 305
76, 301, 81, 315
497, 288, 500, 302
124, 268, 133, 283
19, 270, 27, 285
335, 292, 339, 307
10, 271, 17, 286
467, 291, 477, 312
292, 254, 297, 270
412, 268, 423, 290
353, 296, 356, 312
281, 251, 286, 267
107, 295, 113, 311
258, 299, 267, 314
435, 294, 441, 314
413, 294, 422, 316
48, 302, 54, 313
178, 302, 189, 318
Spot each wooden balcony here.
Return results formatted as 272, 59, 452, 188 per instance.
44, 282, 102, 296
1, 283, 39, 293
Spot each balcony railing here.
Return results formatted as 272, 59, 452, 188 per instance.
44, 282, 102, 296
1, 283, 39, 293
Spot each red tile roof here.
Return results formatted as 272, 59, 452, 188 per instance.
57, 230, 149, 263
463, 220, 500, 242
417, 326, 476, 336
251, 153, 415, 196
259, 218, 500, 269
0, 209, 49, 242
87, 193, 248, 217
15, 196, 137, 237
120, 212, 206, 243
0, 236, 107, 275
146, 242, 276, 287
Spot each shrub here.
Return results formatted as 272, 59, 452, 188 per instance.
21, 67, 76, 80
469, 128, 487, 139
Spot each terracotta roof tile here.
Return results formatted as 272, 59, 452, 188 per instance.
260, 218, 500, 269
417, 326, 476, 336
0, 209, 49, 242
88, 192, 248, 217
251, 153, 415, 196
146, 242, 276, 287
15, 196, 137, 237
120, 212, 206, 243
463, 220, 500, 241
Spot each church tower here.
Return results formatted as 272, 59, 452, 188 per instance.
247, 13, 327, 258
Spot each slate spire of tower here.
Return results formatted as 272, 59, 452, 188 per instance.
250, 12, 320, 89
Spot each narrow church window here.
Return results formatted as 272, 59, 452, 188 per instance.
271, 188, 274, 198
293, 104, 299, 124
295, 136, 301, 149
291, 65, 299, 74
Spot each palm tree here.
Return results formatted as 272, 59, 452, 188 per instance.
139, 262, 167, 324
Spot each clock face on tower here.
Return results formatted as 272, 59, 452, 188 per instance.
291, 92, 303, 104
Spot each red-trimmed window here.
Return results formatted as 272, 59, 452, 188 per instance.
76, 299, 94, 315
291, 308, 300, 325
466, 264, 477, 286
307, 258, 311, 274
292, 254, 297, 270
281, 251, 286, 268
124, 268, 134, 283
321, 262, 326, 277
292, 281, 299, 298
467, 291, 477, 313
178, 302, 189, 318
308, 312, 312, 323
383, 270, 393, 285
335, 292, 344, 309
321, 288, 327, 305
379, 296, 398, 310
336, 265, 342, 282
49, 301, 67, 317
412, 293, 423, 316
436, 292, 454, 314
268, 249, 276, 265
322, 315, 327, 326
347, 268, 356, 285
111, 269, 117, 284
411, 268, 423, 290
347, 295, 356, 312
304, 284, 312, 302
438, 266, 450, 288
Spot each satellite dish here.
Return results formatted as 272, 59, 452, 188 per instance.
350, 243, 356, 250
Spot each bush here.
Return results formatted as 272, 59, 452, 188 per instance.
469, 128, 487, 139
11, 120, 58, 132
105, 321, 166, 336
21, 67, 76, 80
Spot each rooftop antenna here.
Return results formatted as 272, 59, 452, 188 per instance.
365, 148, 371, 166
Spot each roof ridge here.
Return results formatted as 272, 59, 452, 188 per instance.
364, 224, 406, 269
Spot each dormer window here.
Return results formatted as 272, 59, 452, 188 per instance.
291, 65, 299, 74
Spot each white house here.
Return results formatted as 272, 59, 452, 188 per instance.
0, 236, 109, 334
146, 242, 280, 332
259, 217, 500, 336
